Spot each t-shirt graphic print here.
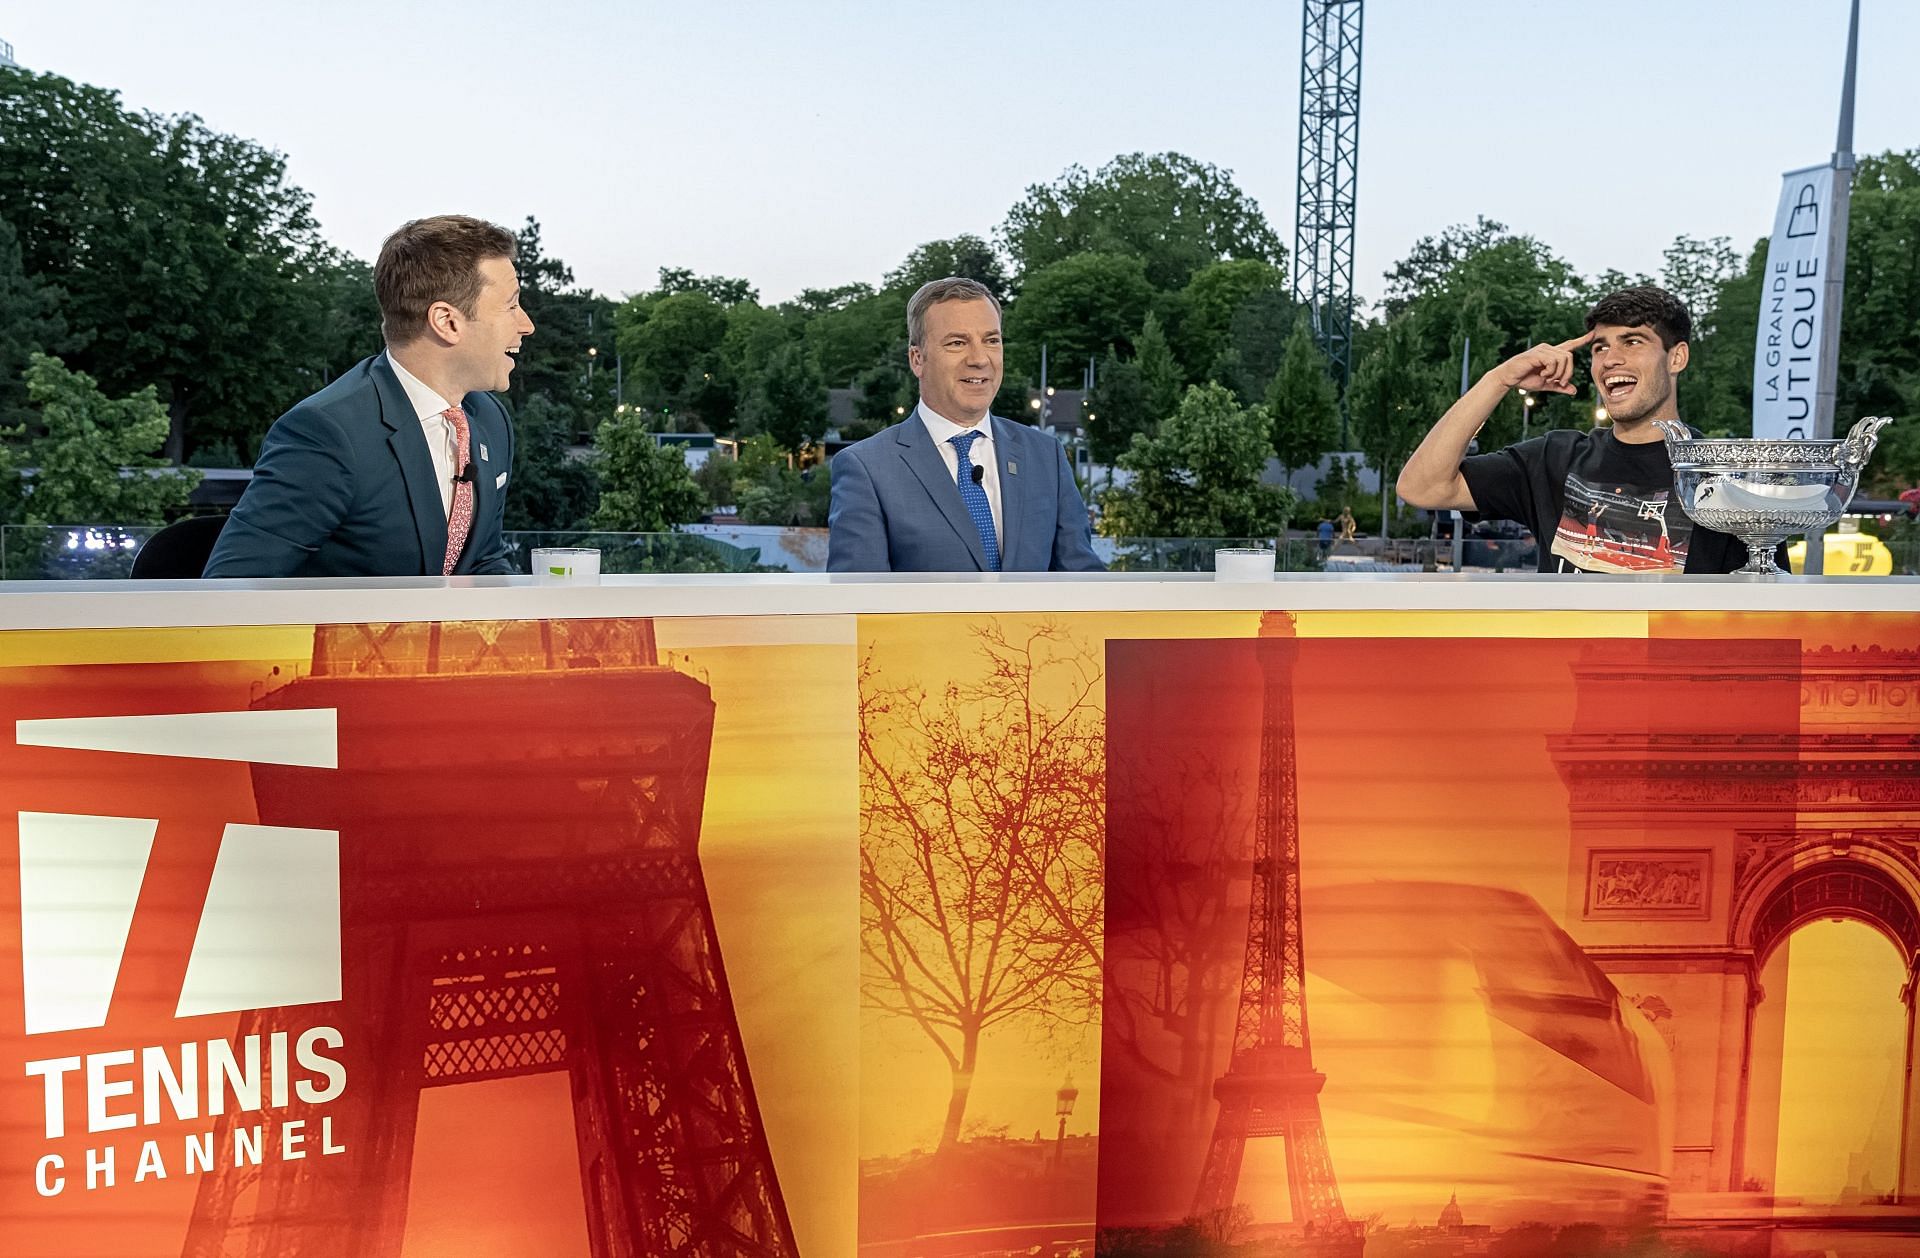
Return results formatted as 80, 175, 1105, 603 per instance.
1549, 471, 1695, 574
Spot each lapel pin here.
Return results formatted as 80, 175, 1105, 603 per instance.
1008, 460, 1018, 475
479, 443, 490, 463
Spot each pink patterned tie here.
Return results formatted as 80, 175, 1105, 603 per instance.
442, 406, 474, 575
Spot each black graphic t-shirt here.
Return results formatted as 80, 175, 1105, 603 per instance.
1459, 427, 1753, 574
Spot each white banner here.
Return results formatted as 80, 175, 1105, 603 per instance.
1751, 164, 1836, 439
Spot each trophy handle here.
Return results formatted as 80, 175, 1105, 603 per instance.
1652, 420, 1691, 447
1837, 416, 1893, 475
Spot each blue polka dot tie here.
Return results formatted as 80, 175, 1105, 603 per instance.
948, 431, 1001, 572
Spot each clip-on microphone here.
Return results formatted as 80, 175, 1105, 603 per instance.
454, 462, 477, 485
970, 463, 985, 485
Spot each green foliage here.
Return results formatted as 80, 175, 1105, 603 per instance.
1000, 152, 1285, 291
1135, 311, 1183, 426
616, 289, 731, 423
655, 267, 758, 305
586, 409, 705, 532
1215, 287, 1299, 405
883, 235, 1012, 303
507, 217, 618, 424
2, 354, 199, 525
1175, 258, 1287, 380
0, 214, 72, 432
740, 341, 829, 452
0, 70, 367, 462
692, 434, 831, 526
1350, 312, 1448, 495
504, 393, 599, 531
1266, 318, 1340, 474
1085, 352, 1148, 465
800, 288, 897, 386
1099, 382, 1293, 538
852, 360, 913, 436
1838, 151, 1920, 479
1005, 253, 1154, 385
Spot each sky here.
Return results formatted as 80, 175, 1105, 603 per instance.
8, 1, 1914, 312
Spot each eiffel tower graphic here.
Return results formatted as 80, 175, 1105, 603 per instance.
181, 618, 798, 1258
1191, 614, 1360, 1252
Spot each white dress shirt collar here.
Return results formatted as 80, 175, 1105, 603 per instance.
384, 350, 457, 421
916, 401, 993, 451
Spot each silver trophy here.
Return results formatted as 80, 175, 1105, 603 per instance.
1655, 417, 1894, 576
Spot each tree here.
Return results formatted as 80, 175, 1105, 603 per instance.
883, 235, 1013, 303
503, 393, 599, 531
1379, 216, 1511, 316
1350, 313, 1447, 537
1175, 258, 1287, 381
800, 288, 899, 386
1135, 311, 1184, 425
852, 359, 913, 436
0, 70, 360, 463
586, 409, 704, 532
0, 214, 71, 431
508, 217, 618, 423
859, 623, 1105, 1150
1, 354, 199, 525
1086, 352, 1148, 465
1216, 287, 1299, 405
655, 266, 758, 306
1099, 382, 1294, 538
1000, 152, 1286, 290
740, 342, 829, 452
1660, 235, 1742, 323
730, 431, 831, 526
616, 290, 731, 423
1005, 253, 1155, 386
1265, 318, 1340, 476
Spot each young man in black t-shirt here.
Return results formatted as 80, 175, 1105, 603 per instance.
1397, 286, 1753, 574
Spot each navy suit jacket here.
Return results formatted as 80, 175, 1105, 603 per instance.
205, 353, 515, 578
827, 413, 1103, 572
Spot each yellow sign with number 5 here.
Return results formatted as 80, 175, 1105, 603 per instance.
1788, 532, 1893, 575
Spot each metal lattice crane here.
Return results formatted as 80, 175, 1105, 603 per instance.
1292, 0, 1364, 446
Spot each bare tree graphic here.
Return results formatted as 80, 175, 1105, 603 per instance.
859, 621, 1105, 1150
1104, 752, 1252, 1133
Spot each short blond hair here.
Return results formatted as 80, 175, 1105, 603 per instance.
906, 277, 1002, 347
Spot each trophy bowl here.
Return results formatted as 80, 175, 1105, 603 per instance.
1655, 417, 1893, 576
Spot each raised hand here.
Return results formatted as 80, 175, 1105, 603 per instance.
1490, 330, 1594, 395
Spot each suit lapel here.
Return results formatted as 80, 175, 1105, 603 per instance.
896, 415, 987, 570
990, 415, 1022, 568
373, 354, 446, 573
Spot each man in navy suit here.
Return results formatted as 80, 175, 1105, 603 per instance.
205, 215, 531, 578
827, 277, 1102, 573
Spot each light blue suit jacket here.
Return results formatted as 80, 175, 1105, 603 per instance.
205, 354, 515, 578
827, 413, 1103, 572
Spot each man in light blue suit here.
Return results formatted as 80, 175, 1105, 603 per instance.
206, 216, 529, 578
828, 277, 1103, 573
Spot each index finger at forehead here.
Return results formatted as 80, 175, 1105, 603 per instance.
1557, 329, 1597, 351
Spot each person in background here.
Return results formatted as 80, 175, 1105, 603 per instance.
827, 277, 1102, 573
206, 215, 528, 578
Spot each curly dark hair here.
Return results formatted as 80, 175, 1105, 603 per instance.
1584, 285, 1692, 350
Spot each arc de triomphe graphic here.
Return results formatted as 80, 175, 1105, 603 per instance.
1548, 640, 1920, 1210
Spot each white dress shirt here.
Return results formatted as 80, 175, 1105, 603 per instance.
384, 351, 461, 518
917, 401, 1003, 544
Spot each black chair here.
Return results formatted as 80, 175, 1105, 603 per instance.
131, 514, 229, 578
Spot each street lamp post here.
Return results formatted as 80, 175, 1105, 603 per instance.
1052, 1073, 1079, 1169
1519, 387, 1536, 441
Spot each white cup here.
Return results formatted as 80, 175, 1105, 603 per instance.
1214, 546, 1277, 581
531, 547, 602, 585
